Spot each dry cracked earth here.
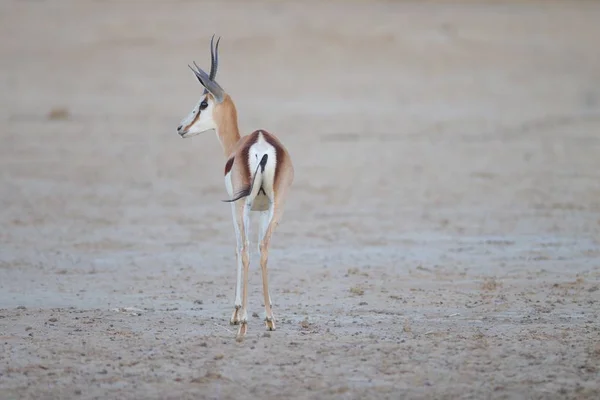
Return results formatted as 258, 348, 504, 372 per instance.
1, 1, 599, 399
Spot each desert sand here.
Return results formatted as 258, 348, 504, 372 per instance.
1, 1, 599, 399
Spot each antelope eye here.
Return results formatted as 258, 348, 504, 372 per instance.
200, 101, 208, 110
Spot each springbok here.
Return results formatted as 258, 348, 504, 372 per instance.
176, 36, 294, 339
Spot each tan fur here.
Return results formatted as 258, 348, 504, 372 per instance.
202, 86, 294, 339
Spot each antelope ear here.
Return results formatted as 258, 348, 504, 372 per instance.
188, 63, 224, 103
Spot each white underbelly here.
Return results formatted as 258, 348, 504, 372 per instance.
251, 191, 270, 211
224, 172, 233, 197
225, 170, 271, 211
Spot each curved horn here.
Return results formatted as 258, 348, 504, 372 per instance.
209, 34, 221, 81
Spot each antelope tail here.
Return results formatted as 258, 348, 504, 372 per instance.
222, 154, 268, 203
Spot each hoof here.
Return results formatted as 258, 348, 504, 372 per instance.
265, 317, 276, 331
236, 322, 248, 340
230, 307, 241, 325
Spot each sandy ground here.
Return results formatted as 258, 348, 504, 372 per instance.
1, 0, 600, 399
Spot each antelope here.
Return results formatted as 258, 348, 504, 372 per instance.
176, 36, 294, 339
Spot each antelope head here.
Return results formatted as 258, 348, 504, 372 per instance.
177, 35, 226, 138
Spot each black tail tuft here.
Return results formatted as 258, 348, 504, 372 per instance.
259, 154, 268, 173
222, 187, 251, 203
222, 154, 268, 203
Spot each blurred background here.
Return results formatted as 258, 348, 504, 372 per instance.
2, 0, 600, 316
3, 0, 599, 269
1, 0, 599, 397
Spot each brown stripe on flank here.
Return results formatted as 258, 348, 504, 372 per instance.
240, 130, 261, 183
224, 157, 234, 175
261, 130, 286, 187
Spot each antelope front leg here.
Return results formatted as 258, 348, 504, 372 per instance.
258, 211, 273, 311
235, 202, 251, 339
229, 246, 242, 325
230, 243, 244, 325
236, 245, 250, 338
230, 204, 243, 325
259, 208, 277, 331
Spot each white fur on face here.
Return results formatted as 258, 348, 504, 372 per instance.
179, 94, 216, 138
